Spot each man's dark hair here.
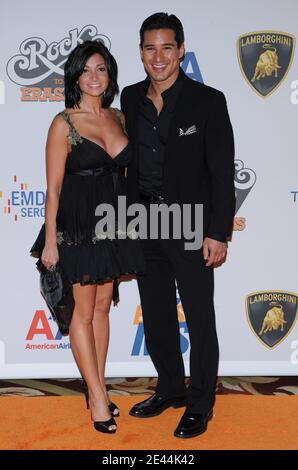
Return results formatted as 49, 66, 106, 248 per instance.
64, 40, 119, 109
139, 12, 185, 48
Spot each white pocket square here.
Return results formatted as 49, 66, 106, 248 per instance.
178, 125, 198, 137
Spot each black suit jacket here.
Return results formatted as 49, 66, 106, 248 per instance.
121, 69, 236, 240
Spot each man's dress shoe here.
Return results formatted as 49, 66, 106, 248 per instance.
129, 393, 187, 418
174, 409, 213, 438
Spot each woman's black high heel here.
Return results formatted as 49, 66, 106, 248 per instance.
83, 387, 90, 410
93, 417, 117, 434
81, 379, 120, 417
108, 401, 120, 417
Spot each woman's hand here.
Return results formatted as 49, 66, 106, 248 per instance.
41, 243, 59, 270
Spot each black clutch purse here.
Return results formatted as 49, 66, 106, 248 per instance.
36, 259, 75, 335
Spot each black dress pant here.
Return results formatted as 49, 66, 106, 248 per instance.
137, 237, 219, 414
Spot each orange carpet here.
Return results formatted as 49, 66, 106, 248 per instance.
1, 395, 298, 450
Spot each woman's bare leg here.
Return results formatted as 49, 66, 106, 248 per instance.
69, 283, 116, 430
92, 280, 117, 411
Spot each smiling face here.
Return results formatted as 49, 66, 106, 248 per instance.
78, 53, 109, 99
140, 28, 185, 87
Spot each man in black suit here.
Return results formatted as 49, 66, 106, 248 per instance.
121, 12, 235, 438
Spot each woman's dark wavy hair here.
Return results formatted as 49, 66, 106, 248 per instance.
139, 12, 185, 48
64, 40, 119, 108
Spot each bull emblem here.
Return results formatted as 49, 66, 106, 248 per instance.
251, 45, 281, 82
259, 302, 287, 335
237, 31, 295, 97
246, 291, 298, 348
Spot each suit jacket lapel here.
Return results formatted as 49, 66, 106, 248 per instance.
129, 71, 192, 168
164, 74, 191, 164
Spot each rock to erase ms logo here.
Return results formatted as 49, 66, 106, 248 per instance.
6, 25, 111, 102
237, 31, 295, 97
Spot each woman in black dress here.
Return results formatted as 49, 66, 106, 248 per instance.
31, 41, 144, 433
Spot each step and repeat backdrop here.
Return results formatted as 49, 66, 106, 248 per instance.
1, 0, 298, 378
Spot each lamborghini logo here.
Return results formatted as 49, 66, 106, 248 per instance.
237, 31, 295, 97
246, 291, 298, 349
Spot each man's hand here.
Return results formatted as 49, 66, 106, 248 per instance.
203, 237, 227, 267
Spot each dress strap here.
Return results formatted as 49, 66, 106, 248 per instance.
111, 108, 126, 134
58, 110, 83, 147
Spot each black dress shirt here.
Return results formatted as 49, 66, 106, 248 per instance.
137, 73, 183, 196
136, 71, 227, 243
